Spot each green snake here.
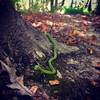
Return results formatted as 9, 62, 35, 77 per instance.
33, 33, 57, 75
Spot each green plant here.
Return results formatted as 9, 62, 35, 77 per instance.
60, 6, 90, 15
11, 0, 20, 5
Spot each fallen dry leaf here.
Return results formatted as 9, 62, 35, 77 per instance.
30, 86, 38, 94
91, 80, 98, 86
92, 58, 100, 65
96, 62, 100, 67
82, 20, 88, 26
87, 48, 94, 54
90, 35, 97, 44
49, 79, 60, 86
95, 62, 100, 71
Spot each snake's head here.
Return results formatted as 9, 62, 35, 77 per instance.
34, 65, 40, 71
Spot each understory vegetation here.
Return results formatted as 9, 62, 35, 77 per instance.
13, 0, 97, 15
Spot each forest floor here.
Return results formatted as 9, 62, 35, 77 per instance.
1, 13, 100, 100
22, 13, 100, 100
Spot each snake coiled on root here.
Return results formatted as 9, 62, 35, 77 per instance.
33, 33, 57, 75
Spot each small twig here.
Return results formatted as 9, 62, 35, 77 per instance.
15, 76, 32, 96
0, 60, 11, 73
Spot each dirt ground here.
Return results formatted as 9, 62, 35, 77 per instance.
22, 13, 100, 100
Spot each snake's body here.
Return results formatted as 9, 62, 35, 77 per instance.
33, 33, 57, 75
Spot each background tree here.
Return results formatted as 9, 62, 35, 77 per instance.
70, 0, 74, 8
55, 0, 58, 8
29, 0, 33, 10
85, 0, 89, 8
0, 0, 51, 70
95, 0, 100, 15
88, 0, 92, 12
61, 0, 65, 6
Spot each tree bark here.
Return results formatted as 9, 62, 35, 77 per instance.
29, 0, 33, 10
0, 0, 54, 80
50, 0, 55, 12
0, 0, 51, 63
55, 0, 58, 8
88, 0, 92, 12
95, 0, 100, 15
61, 0, 65, 6
70, 0, 74, 8
85, 0, 89, 8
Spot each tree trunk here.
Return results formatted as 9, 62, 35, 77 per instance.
50, 0, 55, 12
88, 0, 92, 12
70, 0, 74, 8
0, 0, 51, 61
55, 0, 58, 9
0, 0, 53, 79
85, 0, 89, 8
29, 0, 33, 10
61, 0, 65, 6
95, 0, 100, 15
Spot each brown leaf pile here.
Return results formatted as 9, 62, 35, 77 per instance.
23, 13, 98, 46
